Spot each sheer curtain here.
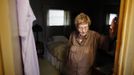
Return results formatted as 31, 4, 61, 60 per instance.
16, 0, 39, 75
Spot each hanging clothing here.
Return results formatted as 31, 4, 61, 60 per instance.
16, 0, 40, 75
66, 30, 104, 75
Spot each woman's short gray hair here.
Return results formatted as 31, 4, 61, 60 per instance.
75, 13, 91, 27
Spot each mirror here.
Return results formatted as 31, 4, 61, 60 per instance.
30, 0, 121, 75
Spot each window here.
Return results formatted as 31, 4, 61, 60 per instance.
106, 13, 117, 25
47, 9, 70, 26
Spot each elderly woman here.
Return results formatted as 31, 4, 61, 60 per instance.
65, 13, 106, 75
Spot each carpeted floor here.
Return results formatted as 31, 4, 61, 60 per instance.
39, 58, 60, 75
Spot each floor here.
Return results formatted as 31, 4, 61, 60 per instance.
39, 58, 60, 75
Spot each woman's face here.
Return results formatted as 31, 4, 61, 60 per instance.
77, 23, 89, 36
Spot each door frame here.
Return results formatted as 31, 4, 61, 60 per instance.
114, 0, 134, 75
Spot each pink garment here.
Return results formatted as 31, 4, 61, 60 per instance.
16, 0, 40, 75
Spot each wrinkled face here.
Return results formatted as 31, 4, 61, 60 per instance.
77, 23, 89, 36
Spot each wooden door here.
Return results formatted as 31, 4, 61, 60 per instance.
0, 37, 3, 75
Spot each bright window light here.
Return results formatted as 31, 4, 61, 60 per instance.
106, 13, 117, 25
109, 14, 117, 25
47, 9, 70, 26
